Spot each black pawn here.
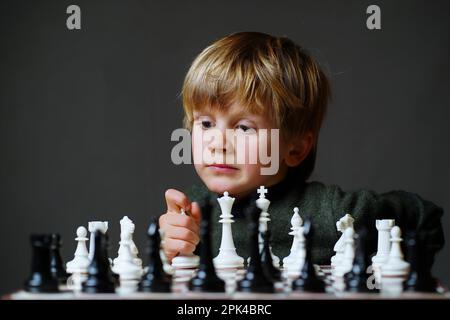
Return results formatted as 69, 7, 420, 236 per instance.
50, 233, 69, 284
345, 227, 378, 293
260, 228, 281, 282
237, 203, 274, 293
82, 231, 116, 293
24, 234, 59, 293
292, 218, 325, 293
403, 231, 437, 292
139, 218, 172, 292
188, 196, 226, 292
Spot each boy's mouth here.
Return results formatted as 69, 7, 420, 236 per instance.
206, 164, 239, 173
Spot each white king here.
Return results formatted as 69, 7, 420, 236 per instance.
213, 191, 244, 269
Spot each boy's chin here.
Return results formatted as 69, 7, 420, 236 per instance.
203, 178, 248, 196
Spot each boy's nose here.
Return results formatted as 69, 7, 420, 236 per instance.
206, 128, 234, 154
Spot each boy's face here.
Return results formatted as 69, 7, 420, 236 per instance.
191, 102, 288, 198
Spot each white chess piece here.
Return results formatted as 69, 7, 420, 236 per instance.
372, 219, 395, 282
255, 186, 280, 268
88, 221, 108, 261
283, 208, 301, 267
381, 226, 410, 277
171, 209, 200, 273
333, 227, 355, 278
331, 214, 354, 268
113, 216, 143, 272
66, 226, 90, 291
213, 191, 244, 270
283, 208, 306, 278
380, 226, 410, 295
112, 233, 142, 294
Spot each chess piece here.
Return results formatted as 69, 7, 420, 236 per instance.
50, 233, 69, 284
334, 227, 355, 278
292, 218, 325, 293
283, 208, 305, 278
24, 234, 59, 293
88, 221, 108, 261
283, 208, 301, 267
82, 230, 116, 293
255, 186, 280, 268
403, 231, 437, 292
213, 191, 244, 269
331, 214, 354, 268
380, 226, 410, 295
381, 226, 410, 277
345, 227, 378, 293
237, 203, 274, 293
139, 218, 172, 292
189, 196, 226, 292
114, 216, 142, 269
66, 226, 90, 291
113, 216, 143, 277
371, 219, 395, 276
112, 230, 142, 294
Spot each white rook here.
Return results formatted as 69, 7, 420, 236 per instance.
372, 219, 395, 268
88, 221, 108, 261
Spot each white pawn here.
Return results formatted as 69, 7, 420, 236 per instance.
214, 191, 244, 270
88, 221, 108, 261
334, 227, 355, 278
331, 214, 354, 268
255, 186, 280, 268
66, 226, 90, 291
381, 226, 410, 277
112, 236, 142, 294
380, 226, 410, 295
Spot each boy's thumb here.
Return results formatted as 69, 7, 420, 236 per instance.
190, 202, 202, 226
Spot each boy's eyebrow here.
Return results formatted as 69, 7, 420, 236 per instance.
193, 108, 265, 123
228, 110, 264, 124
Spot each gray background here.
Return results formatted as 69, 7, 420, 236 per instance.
0, 0, 449, 295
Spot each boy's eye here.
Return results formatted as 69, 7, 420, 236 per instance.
236, 124, 256, 133
201, 120, 213, 129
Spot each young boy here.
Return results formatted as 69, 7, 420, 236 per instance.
159, 32, 444, 268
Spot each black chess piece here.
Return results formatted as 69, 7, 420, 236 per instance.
345, 227, 378, 293
49, 233, 69, 284
82, 230, 116, 293
403, 231, 437, 292
188, 196, 226, 292
260, 228, 282, 283
292, 218, 325, 293
237, 203, 274, 293
139, 218, 172, 292
24, 234, 59, 293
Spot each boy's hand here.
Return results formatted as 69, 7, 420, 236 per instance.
159, 189, 202, 263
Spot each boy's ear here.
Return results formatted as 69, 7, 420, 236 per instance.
284, 132, 315, 168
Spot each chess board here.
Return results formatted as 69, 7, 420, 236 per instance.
5, 265, 450, 301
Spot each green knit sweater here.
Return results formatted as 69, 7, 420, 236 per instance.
185, 176, 445, 267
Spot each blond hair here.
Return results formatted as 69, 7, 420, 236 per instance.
181, 32, 331, 179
